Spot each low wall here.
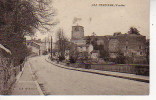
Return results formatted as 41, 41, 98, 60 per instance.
76, 63, 149, 76
54, 60, 149, 76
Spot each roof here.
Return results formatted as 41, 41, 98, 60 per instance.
0, 44, 11, 54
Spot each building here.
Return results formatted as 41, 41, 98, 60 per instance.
70, 25, 98, 60
85, 32, 148, 64
145, 39, 149, 64
85, 35, 110, 52
108, 33, 147, 64
26, 39, 47, 55
71, 25, 86, 46
70, 25, 148, 64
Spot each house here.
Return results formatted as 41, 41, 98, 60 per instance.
85, 33, 147, 64
70, 25, 148, 64
108, 33, 147, 64
26, 39, 47, 55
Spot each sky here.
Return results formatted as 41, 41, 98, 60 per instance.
33, 0, 150, 41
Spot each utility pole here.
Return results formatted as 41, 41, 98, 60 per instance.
48, 37, 50, 52
45, 37, 46, 46
45, 37, 47, 52
50, 36, 53, 60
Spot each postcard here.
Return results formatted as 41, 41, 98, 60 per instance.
0, 0, 150, 96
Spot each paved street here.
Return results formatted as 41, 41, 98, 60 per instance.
26, 55, 149, 95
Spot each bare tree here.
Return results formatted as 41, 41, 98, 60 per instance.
56, 28, 69, 61
0, 0, 57, 36
0, 0, 57, 65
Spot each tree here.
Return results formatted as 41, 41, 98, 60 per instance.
116, 50, 125, 64
0, 0, 56, 65
86, 36, 91, 45
69, 43, 79, 63
86, 36, 98, 50
1, 0, 56, 35
113, 32, 122, 36
128, 27, 140, 35
56, 28, 69, 61
98, 44, 109, 61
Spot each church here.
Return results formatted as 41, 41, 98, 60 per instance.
70, 25, 99, 60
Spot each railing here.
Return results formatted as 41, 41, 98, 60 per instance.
0, 58, 24, 95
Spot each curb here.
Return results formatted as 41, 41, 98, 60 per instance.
35, 81, 44, 95
45, 58, 149, 83
15, 66, 24, 83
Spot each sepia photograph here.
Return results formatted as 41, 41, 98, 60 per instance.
0, 0, 150, 95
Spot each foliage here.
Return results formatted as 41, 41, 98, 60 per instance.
98, 44, 109, 61
56, 28, 69, 61
69, 43, 79, 63
116, 51, 125, 64
128, 27, 140, 35
0, 0, 56, 65
0, 0, 56, 35
78, 51, 89, 61
86, 36, 98, 50
113, 32, 122, 36
86, 36, 91, 45
69, 56, 77, 63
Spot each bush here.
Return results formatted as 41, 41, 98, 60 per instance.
69, 57, 77, 63
42, 51, 48, 55
59, 56, 65, 61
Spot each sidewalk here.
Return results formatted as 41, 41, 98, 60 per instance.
11, 61, 44, 95
46, 58, 149, 83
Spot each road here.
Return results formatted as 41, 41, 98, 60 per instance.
29, 55, 149, 95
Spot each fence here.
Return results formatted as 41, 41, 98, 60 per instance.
0, 58, 24, 95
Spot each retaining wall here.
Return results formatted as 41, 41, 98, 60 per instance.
0, 58, 24, 95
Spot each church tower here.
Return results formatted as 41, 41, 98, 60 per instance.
71, 25, 86, 46
71, 25, 84, 40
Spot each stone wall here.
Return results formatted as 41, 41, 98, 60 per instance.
0, 58, 24, 94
